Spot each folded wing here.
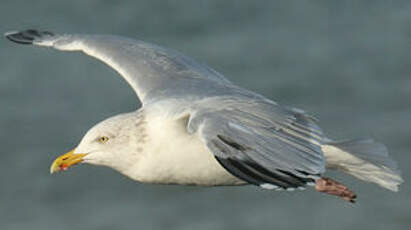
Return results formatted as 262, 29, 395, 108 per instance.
188, 96, 326, 190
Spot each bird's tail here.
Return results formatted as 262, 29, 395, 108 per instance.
322, 138, 403, 191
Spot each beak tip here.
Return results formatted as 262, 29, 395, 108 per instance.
49, 149, 85, 174
50, 164, 59, 174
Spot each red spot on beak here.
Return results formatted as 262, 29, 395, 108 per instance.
60, 164, 69, 171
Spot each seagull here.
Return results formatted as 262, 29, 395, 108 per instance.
5, 29, 403, 203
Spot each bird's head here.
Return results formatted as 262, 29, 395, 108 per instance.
50, 112, 144, 174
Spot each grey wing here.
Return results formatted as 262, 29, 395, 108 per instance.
5, 29, 231, 104
188, 97, 326, 190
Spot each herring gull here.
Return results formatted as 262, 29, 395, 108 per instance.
5, 29, 403, 202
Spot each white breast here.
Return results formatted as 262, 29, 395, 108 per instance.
125, 112, 244, 186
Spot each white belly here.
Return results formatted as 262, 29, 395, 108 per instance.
125, 114, 245, 186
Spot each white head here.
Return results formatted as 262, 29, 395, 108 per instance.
50, 112, 146, 175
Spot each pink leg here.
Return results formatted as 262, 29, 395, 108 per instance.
315, 177, 357, 203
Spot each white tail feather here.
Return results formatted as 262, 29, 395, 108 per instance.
322, 138, 403, 191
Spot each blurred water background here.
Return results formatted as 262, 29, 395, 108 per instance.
0, 1, 410, 229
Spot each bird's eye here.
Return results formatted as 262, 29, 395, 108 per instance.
98, 136, 109, 143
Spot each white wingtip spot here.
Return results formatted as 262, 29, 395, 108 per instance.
4, 31, 19, 37
260, 183, 307, 191
306, 182, 316, 186
260, 183, 279, 190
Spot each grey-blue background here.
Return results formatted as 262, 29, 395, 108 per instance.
1, 1, 410, 229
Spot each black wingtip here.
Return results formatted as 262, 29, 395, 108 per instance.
4, 29, 54, 45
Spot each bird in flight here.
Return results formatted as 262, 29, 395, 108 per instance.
5, 29, 403, 203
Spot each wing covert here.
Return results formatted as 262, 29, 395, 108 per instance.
188, 97, 326, 190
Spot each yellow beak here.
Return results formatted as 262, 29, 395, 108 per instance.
50, 149, 87, 174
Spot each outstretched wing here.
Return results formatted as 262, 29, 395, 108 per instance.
5, 29, 231, 104
188, 96, 326, 190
